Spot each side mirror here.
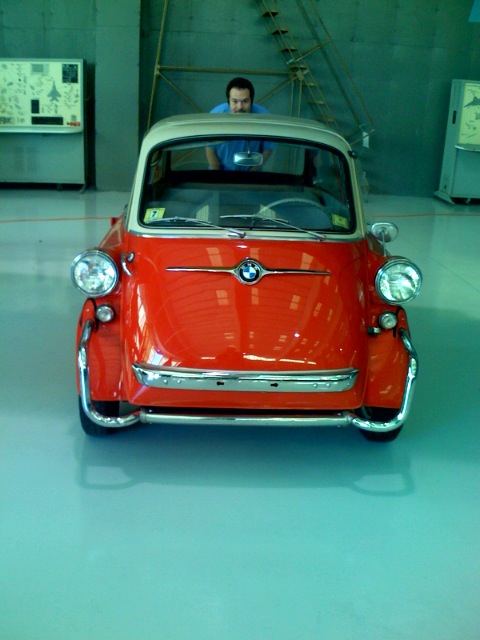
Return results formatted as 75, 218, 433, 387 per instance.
370, 221, 398, 243
369, 222, 398, 255
234, 151, 263, 167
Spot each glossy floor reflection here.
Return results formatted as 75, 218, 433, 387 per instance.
1, 189, 479, 640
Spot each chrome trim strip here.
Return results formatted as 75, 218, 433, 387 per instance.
166, 258, 330, 286
139, 411, 353, 428
121, 251, 135, 277
129, 227, 362, 242
132, 364, 358, 393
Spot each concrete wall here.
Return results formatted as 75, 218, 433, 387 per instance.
0, 0, 140, 191
141, 0, 480, 196
1, 0, 479, 195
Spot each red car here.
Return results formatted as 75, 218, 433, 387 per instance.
71, 113, 422, 441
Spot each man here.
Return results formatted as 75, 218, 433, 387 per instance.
206, 77, 274, 170
210, 77, 269, 115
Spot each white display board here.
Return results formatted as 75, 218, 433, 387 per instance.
0, 58, 84, 133
435, 79, 480, 203
457, 81, 480, 148
0, 59, 86, 185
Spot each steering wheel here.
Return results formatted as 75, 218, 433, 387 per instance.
261, 197, 325, 212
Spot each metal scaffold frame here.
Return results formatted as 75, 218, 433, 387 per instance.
147, 0, 375, 148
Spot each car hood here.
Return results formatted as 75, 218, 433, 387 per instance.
121, 236, 368, 374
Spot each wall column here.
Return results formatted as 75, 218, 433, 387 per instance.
95, 0, 140, 190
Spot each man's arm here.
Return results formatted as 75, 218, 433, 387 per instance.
206, 147, 221, 170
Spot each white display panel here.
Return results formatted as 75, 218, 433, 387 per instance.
457, 81, 480, 147
0, 59, 86, 185
0, 58, 84, 133
435, 79, 480, 203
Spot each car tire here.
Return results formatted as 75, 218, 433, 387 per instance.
357, 407, 403, 442
359, 426, 403, 442
78, 397, 120, 437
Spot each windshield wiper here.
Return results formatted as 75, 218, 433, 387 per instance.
147, 216, 245, 238
219, 214, 325, 241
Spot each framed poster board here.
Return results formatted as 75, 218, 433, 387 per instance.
0, 59, 86, 186
457, 81, 480, 148
0, 58, 84, 133
435, 79, 480, 203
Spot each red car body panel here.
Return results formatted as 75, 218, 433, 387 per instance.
76, 227, 408, 410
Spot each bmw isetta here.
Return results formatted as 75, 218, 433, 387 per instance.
71, 113, 421, 441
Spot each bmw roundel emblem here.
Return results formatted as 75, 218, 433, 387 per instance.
238, 259, 261, 284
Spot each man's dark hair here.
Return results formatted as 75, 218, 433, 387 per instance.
226, 77, 255, 102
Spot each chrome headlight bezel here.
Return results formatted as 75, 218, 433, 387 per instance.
375, 258, 422, 304
71, 250, 119, 297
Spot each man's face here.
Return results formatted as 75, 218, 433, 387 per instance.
228, 88, 252, 113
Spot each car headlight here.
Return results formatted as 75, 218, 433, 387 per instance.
375, 258, 422, 303
71, 250, 118, 297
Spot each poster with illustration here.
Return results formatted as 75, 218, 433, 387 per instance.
0, 59, 84, 132
458, 81, 480, 147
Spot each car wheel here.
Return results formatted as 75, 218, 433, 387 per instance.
357, 407, 403, 442
78, 397, 120, 437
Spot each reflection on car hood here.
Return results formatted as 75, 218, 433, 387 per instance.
121, 236, 368, 373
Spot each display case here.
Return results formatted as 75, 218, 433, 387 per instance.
0, 58, 86, 187
435, 79, 480, 204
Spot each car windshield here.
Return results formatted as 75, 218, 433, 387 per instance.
139, 136, 355, 234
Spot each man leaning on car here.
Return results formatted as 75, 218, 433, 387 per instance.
206, 77, 273, 170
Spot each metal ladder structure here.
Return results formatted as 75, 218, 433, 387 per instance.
254, 0, 374, 144
255, 0, 338, 125
147, 0, 375, 148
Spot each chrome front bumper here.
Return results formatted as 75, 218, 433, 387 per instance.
78, 319, 418, 432
132, 363, 359, 393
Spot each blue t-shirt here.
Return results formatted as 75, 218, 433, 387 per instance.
210, 102, 269, 114
209, 103, 275, 170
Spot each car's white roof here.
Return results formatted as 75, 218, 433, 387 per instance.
142, 113, 351, 152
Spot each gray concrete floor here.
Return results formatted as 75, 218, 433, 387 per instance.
1, 189, 479, 639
